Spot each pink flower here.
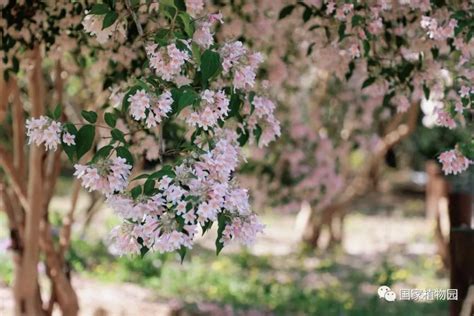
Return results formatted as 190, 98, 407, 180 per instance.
147, 43, 190, 82
348, 44, 360, 59
454, 102, 464, 114
183, 210, 196, 223
459, 86, 471, 98
250, 96, 281, 147
26, 116, 62, 151
326, 1, 336, 15
435, 108, 456, 129
147, 91, 173, 128
393, 95, 410, 113
176, 201, 187, 215
233, 66, 257, 90
220, 214, 264, 246
62, 132, 76, 146
197, 201, 218, 221
208, 12, 224, 24
183, 90, 230, 130
368, 18, 383, 35
82, 14, 124, 44
108, 223, 141, 256
193, 22, 214, 48
438, 150, 472, 175
129, 90, 151, 120
185, 0, 204, 17
74, 157, 132, 195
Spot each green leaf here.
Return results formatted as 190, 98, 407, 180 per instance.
307, 42, 315, 56
459, 141, 474, 160
201, 220, 213, 235
279, 5, 295, 20
178, 246, 187, 263
363, 40, 370, 57
361, 77, 376, 89
53, 104, 62, 120
254, 125, 263, 145
178, 12, 194, 37
131, 185, 142, 199
215, 212, 229, 255
143, 179, 155, 195
200, 50, 222, 84
62, 123, 78, 162
93, 145, 114, 162
116, 146, 134, 165
228, 92, 243, 118
104, 112, 117, 128
397, 62, 414, 83
150, 165, 176, 179
140, 245, 149, 258
161, 0, 177, 20
111, 128, 126, 143
345, 61, 355, 81
302, 7, 312, 23
102, 11, 118, 29
191, 42, 201, 64
76, 125, 95, 160
338, 23, 346, 42
122, 86, 140, 113
178, 89, 198, 113
132, 173, 150, 181
154, 29, 170, 46
174, 0, 186, 11
351, 15, 364, 27
81, 110, 97, 124
423, 84, 430, 100
90, 4, 110, 15
237, 127, 249, 146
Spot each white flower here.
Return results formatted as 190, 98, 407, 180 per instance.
62, 132, 76, 146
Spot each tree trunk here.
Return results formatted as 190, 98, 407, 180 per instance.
0, 52, 79, 315
301, 102, 420, 248
448, 192, 473, 316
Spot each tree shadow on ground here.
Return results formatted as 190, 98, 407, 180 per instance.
65, 239, 448, 316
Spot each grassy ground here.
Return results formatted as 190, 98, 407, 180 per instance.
62, 239, 447, 315
0, 186, 449, 315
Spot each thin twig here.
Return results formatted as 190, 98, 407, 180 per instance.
125, 0, 144, 36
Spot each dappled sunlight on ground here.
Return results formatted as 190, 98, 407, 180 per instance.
0, 189, 449, 315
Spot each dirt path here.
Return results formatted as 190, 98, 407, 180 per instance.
0, 278, 174, 316
0, 192, 443, 315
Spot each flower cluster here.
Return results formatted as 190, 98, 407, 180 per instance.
459, 86, 473, 98
221, 214, 264, 246
146, 43, 190, 82
247, 96, 281, 147
24, 3, 280, 259
393, 95, 411, 113
74, 157, 132, 195
107, 130, 263, 255
434, 108, 456, 129
185, 0, 204, 17
219, 41, 264, 90
128, 89, 173, 128
193, 13, 223, 49
420, 16, 457, 41
438, 150, 472, 175
182, 90, 230, 130
82, 13, 126, 44
26, 116, 75, 151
